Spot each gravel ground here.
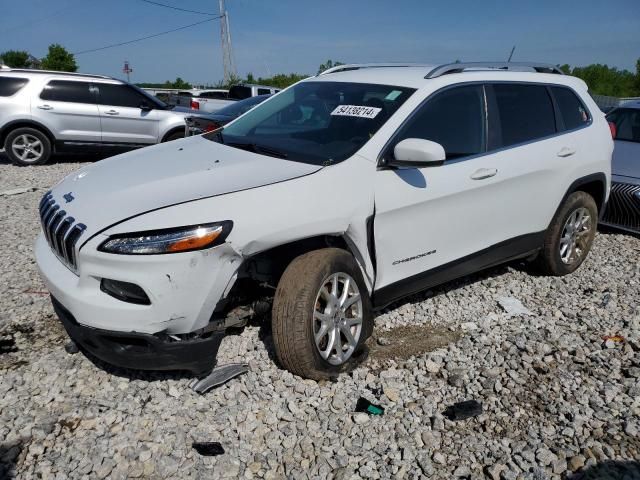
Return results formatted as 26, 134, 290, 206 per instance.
1, 155, 639, 480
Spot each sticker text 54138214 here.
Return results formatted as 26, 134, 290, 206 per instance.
330, 105, 382, 119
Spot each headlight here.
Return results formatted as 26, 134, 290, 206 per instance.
98, 221, 233, 255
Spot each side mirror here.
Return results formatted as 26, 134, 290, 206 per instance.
139, 102, 152, 111
390, 138, 445, 168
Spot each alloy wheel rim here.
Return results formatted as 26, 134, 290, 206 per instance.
313, 272, 363, 366
559, 207, 592, 265
12, 134, 43, 163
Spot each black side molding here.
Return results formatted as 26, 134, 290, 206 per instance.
372, 231, 544, 310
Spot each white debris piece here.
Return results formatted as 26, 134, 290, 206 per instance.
497, 296, 533, 317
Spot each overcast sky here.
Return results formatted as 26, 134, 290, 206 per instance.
1, 0, 639, 84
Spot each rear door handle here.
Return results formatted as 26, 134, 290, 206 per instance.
37, 104, 53, 110
470, 168, 498, 180
104, 110, 119, 116
557, 147, 576, 157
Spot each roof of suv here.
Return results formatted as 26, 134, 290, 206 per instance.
0, 68, 113, 80
312, 62, 585, 90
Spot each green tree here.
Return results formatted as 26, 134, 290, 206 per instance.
634, 58, 640, 96
0, 50, 31, 68
40, 44, 77, 72
317, 59, 344, 75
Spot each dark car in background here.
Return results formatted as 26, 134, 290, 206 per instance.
602, 101, 640, 233
184, 94, 271, 136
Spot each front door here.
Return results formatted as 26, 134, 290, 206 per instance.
94, 83, 159, 145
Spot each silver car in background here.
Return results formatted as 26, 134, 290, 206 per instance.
602, 101, 640, 233
0, 68, 196, 166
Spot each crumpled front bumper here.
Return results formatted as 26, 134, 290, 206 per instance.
52, 296, 223, 375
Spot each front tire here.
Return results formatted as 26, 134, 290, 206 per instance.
536, 191, 598, 276
272, 248, 373, 380
4, 128, 52, 166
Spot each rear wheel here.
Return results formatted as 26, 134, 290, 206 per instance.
4, 128, 52, 166
536, 191, 597, 275
272, 248, 372, 380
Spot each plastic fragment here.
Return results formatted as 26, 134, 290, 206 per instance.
355, 397, 385, 416
497, 296, 532, 317
602, 335, 625, 343
192, 442, 225, 456
188, 363, 248, 394
443, 400, 483, 421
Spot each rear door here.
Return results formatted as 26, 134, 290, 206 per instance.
94, 83, 159, 144
35, 79, 101, 142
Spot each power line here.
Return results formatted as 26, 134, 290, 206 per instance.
73, 17, 221, 55
138, 0, 217, 16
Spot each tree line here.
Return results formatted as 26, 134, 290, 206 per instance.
3, 48, 639, 98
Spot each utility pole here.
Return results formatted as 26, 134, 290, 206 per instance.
507, 45, 516, 63
218, 0, 237, 85
123, 60, 133, 82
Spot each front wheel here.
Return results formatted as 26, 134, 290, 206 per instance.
271, 248, 373, 380
535, 191, 598, 276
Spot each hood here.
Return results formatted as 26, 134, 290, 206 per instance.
50, 136, 322, 239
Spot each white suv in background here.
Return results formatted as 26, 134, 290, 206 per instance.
0, 69, 196, 166
35, 62, 613, 380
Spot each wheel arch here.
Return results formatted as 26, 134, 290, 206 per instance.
228, 233, 374, 300
161, 126, 185, 142
561, 172, 607, 218
0, 120, 56, 149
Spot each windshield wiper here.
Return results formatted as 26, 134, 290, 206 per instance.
226, 142, 288, 159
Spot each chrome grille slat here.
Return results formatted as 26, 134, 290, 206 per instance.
602, 182, 640, 232
37, 192, 86, 273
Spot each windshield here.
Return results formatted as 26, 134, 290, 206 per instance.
206, 81, 415, 165
216, 94, 270, 118
130, 84, 169, 109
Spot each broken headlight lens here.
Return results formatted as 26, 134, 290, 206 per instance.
99, 221, 233, 255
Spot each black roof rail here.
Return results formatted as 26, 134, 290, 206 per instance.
425, 62, 564, 79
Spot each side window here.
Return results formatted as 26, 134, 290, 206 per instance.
608, 109, 640, 143
552, 87, 590, 131
0, 77, 28, 96
96, 84, 148, 108
257, 88, 271, 95
200, 91, 227, 99
40, 80, 95, 103
490, 84, 556, 148
392, 85, 485, 160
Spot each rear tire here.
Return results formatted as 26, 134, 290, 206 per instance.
535, 191, 598, 276
272, 248, 373, 380
4, 128, 52, 166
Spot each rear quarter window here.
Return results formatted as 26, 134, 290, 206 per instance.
0, 77, 28, 96
552, 87, 590, 131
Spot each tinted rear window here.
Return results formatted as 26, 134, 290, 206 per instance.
257, 88, 271, 95
607, 108, 640, 143
552, 87, 590, 131
200, 91, 228, 99
95, 84, 149, 108
229, 85, 252, 100
492, 84, 556, 148
0, 77, 28, 96
40, 80, 95, 103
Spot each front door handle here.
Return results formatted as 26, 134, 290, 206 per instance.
37, 104, 53, 110
104, 110, 119, 116
557, 147, 576, 157
470, 168, 498, 180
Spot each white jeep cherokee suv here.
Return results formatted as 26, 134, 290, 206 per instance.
0, 69, 194, 166
35, 62, 613, 380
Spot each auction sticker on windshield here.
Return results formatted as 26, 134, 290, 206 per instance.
331, 105, 382, 119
